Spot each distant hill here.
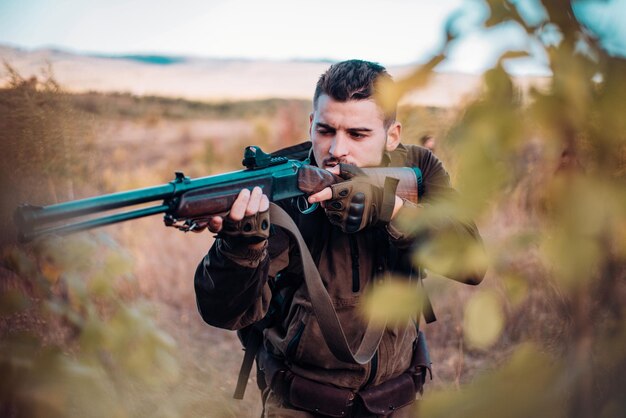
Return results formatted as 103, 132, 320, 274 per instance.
92, 54, 188, 65
0, 45, 549, 107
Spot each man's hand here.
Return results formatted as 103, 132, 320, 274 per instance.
208, 187, 270, 249
307, 165, 404, 233
309, 189, 403, 219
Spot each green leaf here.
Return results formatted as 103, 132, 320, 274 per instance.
361, 278, 425, 326
463, 290, 504, 349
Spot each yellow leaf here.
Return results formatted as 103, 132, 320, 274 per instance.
40, 260, 62, 284
361, 278, 424, 326
463, 290, 504, 349
503, 274, 529, 307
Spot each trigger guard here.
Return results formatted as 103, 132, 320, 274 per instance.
297, 196, 318, 214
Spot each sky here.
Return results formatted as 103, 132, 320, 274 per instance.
0, 0, 624, 75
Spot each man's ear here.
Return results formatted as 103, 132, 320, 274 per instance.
385, 122, 401, 152
309, 112, 314, 138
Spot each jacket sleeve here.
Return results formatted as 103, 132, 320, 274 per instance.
194, 215, 295, 330
194, 238, 273, 330
386, 146, 486, 285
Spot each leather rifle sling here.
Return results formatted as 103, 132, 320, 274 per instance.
270, 203, 385, 365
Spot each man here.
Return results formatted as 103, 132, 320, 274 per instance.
419, 134, 436, 153
195, 60, 485, 417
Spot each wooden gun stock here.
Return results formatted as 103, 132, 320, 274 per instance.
297, 165, 421, 204
361, 167, 421, 204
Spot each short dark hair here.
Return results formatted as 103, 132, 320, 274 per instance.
420, 134, 434, 146
313, 59, 397, 128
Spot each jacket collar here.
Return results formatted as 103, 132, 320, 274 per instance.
384, 143, 408, 167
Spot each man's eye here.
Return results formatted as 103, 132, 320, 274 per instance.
350, 132, 366, 139
317, 128, 333, 135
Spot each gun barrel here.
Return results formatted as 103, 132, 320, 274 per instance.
15, 159, 303, 242
18, 204, 170, 242
16, 184, 176, 227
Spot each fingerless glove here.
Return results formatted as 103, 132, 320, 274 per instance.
325, 165, 399, 233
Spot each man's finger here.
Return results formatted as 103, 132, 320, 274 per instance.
245, 187, 263, 216
327, 165, 341, 175
229, 188, 251, 221
259, 194, 270, 212
190, 221, 209, 233
308, 187, 332, 203
208, 216, 223, 233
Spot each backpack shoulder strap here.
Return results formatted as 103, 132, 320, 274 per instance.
401, 145, 436, 324
234, 324, 264, 399
270, 203, 386, 365
419, 268, 437, 324
234, 270, 298, 399
270, 141, 312, 161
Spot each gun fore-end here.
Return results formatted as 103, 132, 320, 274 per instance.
164, 177, 275, 231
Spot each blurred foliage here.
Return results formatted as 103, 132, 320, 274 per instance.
1, 234, 179, 417
0, 64, 98, 242
361, 277, 427, 327
463, 290, 504, 349
371, 0, 626, 417
0, 71, 182, 417
70, 92, 311, 122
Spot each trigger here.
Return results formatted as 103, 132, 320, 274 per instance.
296, 196, 318, 215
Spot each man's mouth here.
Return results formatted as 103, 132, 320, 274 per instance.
322, 159, 341, 174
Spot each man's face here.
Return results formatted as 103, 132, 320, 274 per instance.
309, 94, 401, 173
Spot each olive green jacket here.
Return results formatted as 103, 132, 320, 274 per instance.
194, 144, 485, 390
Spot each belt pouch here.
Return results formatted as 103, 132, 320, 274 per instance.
412, 331, 433, 385
289, 375, 354, 417
358, 373, 417, 415
412, 331, 431, 371
258, 349, 287, 390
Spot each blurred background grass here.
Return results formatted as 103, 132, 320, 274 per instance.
1, 1, 625, 417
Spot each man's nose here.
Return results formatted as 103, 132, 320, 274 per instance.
329, 132, 349, 158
